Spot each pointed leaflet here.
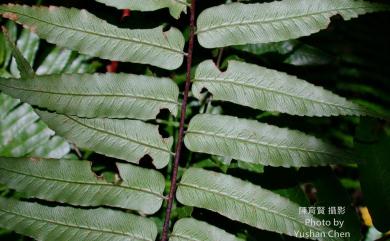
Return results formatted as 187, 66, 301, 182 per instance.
0, 4, 185, 70
177, 168, 341, 241
171, 218, 242, 241
95, 0, 188, 19
36, 110, 173, 169
2, 27, 35, 78
0, 197, 157, 241
196, 0, 389, 48
184, 114, 352, 167
0, 158, 165, 214
0, 73, 179, 120
9, 29, 39, 77
193, 60, 369, 117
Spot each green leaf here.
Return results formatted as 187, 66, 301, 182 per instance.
0, 94, 70, 158
0, 4, 185, 70
0, 157, 165, 214
313, 169, 361, 241
0, 92, 19, 119
0, 73, 179, 120
0, 20, 17, 68
36, 110, 173, 169
36, 47, 73, 75
2, 27, 35, 78
0, 101, 40, 145
233, 40, 332, 66
184, 114, 352, 167
193, 60, 371, 117
283, 45, 332, 66
171, 218, 242, 241
355, 118, 390, 232
95, 0, 188, 19
273, 186, 309, 207
0, 20, 17, 69
336, 83, 390, 104
28, 136, 70, 158
0, 32, 6, 67
64, 54, 99, 74
9, 29, 39, 78
177, 168, 339, 241
233, 40, 297, 56
196, 0, 388, 48
235, 161, 264, 174
0, 197, 158, 241
363, 227, 383, 241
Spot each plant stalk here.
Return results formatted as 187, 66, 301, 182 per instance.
216, 48, 224, 68
160, 0, 196, 240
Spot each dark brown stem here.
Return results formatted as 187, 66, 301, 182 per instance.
160, 0, 196, 240
216, 48, 224, 68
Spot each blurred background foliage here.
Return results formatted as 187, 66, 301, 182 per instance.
0, 0, 389, 240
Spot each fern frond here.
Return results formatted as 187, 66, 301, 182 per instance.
0, 4, 185, 69
177, 168, 339, 241
171, 218, 242, 241
0, 157, 165, 214
193, 60, 371, 117
0, 73, 179, 120
0, 197, 157, 241
197, 0, 389, 48
185, 114, 353, 167
36, 110, 173, 169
